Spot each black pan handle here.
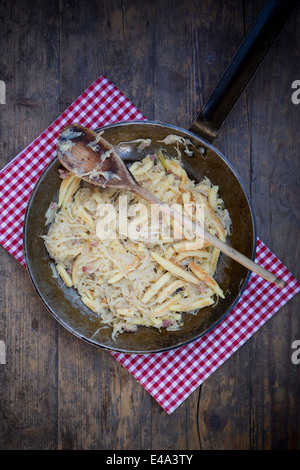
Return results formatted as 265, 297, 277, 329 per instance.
190, 0, 299, 143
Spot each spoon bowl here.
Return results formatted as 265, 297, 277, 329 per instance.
57, 124, 136, 190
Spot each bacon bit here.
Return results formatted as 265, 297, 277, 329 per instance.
162, 320, 172, 327
197, 280, 206, 292
82, 266, 90, 272
58, 169, 69, 179
149, 154, 157, 161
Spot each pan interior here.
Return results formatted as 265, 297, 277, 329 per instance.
23, 121, 256, 354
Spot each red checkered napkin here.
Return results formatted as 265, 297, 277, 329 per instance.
0, 75, 299, 414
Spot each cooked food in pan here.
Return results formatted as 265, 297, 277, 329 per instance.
43, 136, 231, 339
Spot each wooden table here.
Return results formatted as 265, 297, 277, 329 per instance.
0, 0, 299, 450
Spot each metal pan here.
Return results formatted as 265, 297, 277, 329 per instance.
23, 0, 298, 354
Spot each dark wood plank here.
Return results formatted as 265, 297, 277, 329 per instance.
58, 0, 154, 120
244, 0, 300, 450
57, 0, 156, 450
0, 0, 60, 449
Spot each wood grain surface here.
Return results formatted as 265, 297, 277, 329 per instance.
0, 0, 299, 450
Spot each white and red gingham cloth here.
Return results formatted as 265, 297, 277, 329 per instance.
0, 75, 299, 414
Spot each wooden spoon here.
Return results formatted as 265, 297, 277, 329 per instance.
56, 124, 285, 288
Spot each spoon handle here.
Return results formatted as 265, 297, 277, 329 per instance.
131, 184, 286, 288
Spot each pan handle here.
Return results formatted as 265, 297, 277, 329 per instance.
190, 0, 299, 143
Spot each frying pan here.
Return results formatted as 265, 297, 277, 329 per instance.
23, 0, 298, 354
